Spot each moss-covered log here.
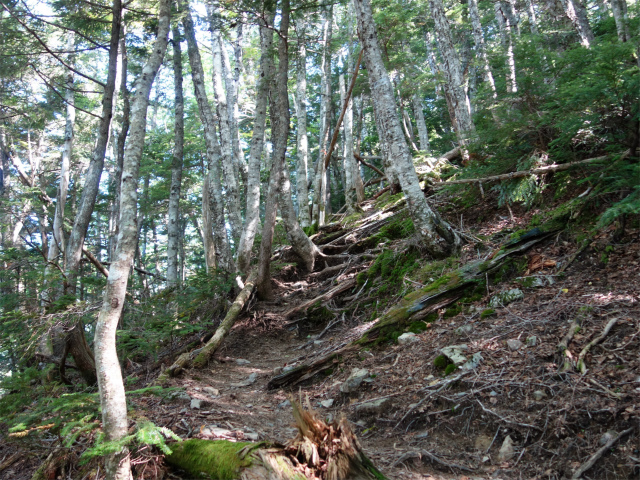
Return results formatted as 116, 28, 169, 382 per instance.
157, 269, 257, 383
268, 227, 558, 390
165, 401, 388, 480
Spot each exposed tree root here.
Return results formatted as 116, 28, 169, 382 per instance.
577, 317, 618, 374
157, 269, 257, 382
283, 278, 357, 320
558, 320, 581, 372
392, 449, 475, 473
571, 427, 634, 479
269, 227, 558, 389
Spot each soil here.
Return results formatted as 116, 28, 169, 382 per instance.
1, 195, 638, 480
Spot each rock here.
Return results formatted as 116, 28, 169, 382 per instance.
320, 399, 334, 408
497, 435, 515, 463
356, 398, 392, 415
599, 430, 617, 445
507, 339, 524, 351
340, 368, 369, 393
415, 431, 429, 439
190, 398, 202, 410
235, 358, 251, 365
231, 372, 258, 387
283, 365, 295, 373
203, 387, 220, 396
516, 275, 554, 288
455, 324, 473, 336
397, 332, 419, 345
440, 345, 469, 365
533, 390, 546, 401
273, 367, 283, 375
168, 391, 191, 402
526, 336, 537, 347
244, 432, 259, 441
278, 399, 291, 409
461, 352, 483, 371
489, 289, 524, 308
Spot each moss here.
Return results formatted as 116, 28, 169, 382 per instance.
166, 439, 255, 480
444, 364, 458, 376
408, 321, 428, 334
480, 308, 496, 319
307, 302, 334, 324
303, 224, 318, 236
444, 305, 462, 318
433, 355, 449, 369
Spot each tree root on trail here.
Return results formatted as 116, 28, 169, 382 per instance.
157, 269, 257, 382
570, 427, 634, 479
165, 400, 389, 480
576, 317, 619, 375
283, 278, 357, 320
268, 227, 559, 390
392, 449, 475, 473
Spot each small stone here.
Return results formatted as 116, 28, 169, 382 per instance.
320, 399, 334, 408
440, 345, 469, 365
235, 359, 251, 365
455, 324, 473, 336
497, 435, 515, 463
397, 332, 419, 345
245, 432, 259, 441
340, 368, 369, 393
461, 352, 483, 371
190, 398, 202, 409
355, 397, 392, 415
278, 399, 291, 409
203, 387, 220, 396
273, 367, 283, 375
489, 288, 524, 307
283, 365, 295, 373
507, 339, 524, 351
526, 336, 537, 347
314, 340, 324, 345
415, 431, 429, 439
246, 404, 253, 408
599, 430, 617, 445
533, 390, 546, 401
231, 372, 258, 388
169, 391, 191, 402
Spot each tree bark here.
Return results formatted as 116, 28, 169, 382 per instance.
495, 1, 518, 93
560, 0, 595, 47
610, 0, 630, 42
468, 0, 497, 99
236, 7, 275, 274
256, 0, 291, 299
93, 0, 169, 478
295, 20, 311, 227
65, 0, 122, 293
166, 25, 184, 288
181, 0, 232, 272
412, 94, 431, 153
354, 0, 460, 258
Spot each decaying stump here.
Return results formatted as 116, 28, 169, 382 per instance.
166, 400, 388, 480
268, 227, 559, 390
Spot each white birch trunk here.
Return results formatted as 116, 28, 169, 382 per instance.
610, 0, 630, 42
207, 2, 242, 247
427, 0, 475, 152
181, 2, 232, 272
340, 72, 358, 211
354, 0, 460, 257
524, 0, 540, 34
468, 0, 497, 98
560, 0, 595, 47
236, 8, 275, 274
167, 26, 184, 288
65, 0, 122, 293
412, 94, 431, 152
295, 21, 311, 227
495, 2, 518, 93
94, 1, 169, 479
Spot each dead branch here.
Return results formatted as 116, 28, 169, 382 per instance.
82, 247, 109, 278
354, 152, 385, 177
558, 320, 581, 372
434, 151, 628, 187
577, 318, 618, 374
571, 427, 634, 479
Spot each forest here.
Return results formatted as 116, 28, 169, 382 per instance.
0, 0, 638, 477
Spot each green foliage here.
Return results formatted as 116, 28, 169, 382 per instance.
444, 364, 458, 376
480, 308, 496, 319
433, 355, 449, 369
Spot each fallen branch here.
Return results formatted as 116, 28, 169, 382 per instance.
157, 269, 257, 382
434, 151, 628, 187
577, 317, 618, 374
571, 427, 634, 479
558, 320, 581, 372
354, 152, 385, 177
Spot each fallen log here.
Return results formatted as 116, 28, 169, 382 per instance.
165, 400, 388, 480
283, 277, 357, 320
157, 269, 257, 382
433, 151, 628, 187
268, 227, 559, 390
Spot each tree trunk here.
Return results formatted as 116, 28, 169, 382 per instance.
207, 2, 242, 246
560, 0, 595, 47
354, 0, 461, 258
181, 0, 232, 272
295, 20, 311, 227
468, 0, 497, 98
427, 0, 475, 154
256, 0, 291, 299
65, 0, 122, 293
167, 26, 184, 288
236, 7, 275, 274
93, 1, 169, 478
495, 1, 518, 93
610, 0, 630, 42
312, 6, 334, 227
411, 94, 431, 153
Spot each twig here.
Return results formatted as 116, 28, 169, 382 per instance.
558, 320, 581, 372
571, 427, 634, 479
577, 318, 618, 374
476, 400, 542, 431
587, 378, 622, 400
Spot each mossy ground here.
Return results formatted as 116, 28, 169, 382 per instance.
166, 439, 255, 480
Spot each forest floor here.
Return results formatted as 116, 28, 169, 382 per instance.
1, 189, 639, 480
